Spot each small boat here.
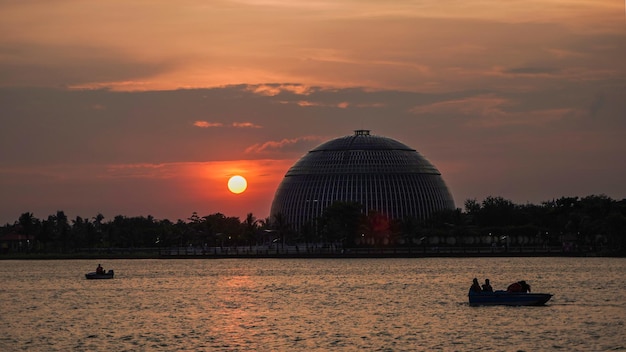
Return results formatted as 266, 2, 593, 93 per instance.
469, 290, 552, 306
85, 270, 114, 280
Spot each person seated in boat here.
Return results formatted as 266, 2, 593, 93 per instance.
469, 278, 482, 293
507, 280, 531, 293
482, 279, 493, 292
519, 280, 531, 293
96, 264, 104, 274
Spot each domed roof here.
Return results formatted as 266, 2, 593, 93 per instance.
285, 130, 441, 176
271, 130, 455, 231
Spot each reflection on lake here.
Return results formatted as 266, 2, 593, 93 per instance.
0, 258, 624, 351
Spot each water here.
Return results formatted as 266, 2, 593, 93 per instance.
0, 258, 624, 351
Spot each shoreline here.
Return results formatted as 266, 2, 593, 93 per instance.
1, 250, 623, 260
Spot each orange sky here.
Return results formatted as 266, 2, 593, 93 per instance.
2, 0, 623, 92
0, 0, 625, 223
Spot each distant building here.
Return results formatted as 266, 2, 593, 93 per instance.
270, 130, 455, 231
0, 232, 35, 253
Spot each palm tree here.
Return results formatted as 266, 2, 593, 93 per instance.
92, 213, 105, 247
242, 213, 259, 248
17, 212, 39, 252
55, 211, 71, 252
271, 212, 291, 250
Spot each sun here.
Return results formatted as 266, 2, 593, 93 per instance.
227, 175, 248, 194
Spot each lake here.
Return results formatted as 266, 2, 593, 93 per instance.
0, 258, 624, 351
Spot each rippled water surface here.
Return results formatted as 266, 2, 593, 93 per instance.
1, 258, 624, 351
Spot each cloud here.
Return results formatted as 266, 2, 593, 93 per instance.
410, 95, 509, 116
246, 84, 314, 96
103, 163, 178, 179
501, 67, 560, 76
245, 136, 325, 154
1, 1, 623, 95
474, 108, 579, 128
410, 94, 581, 127
232, 122, 262, 128
279, 100, 353, 108
296, 100, 320, 107
193, 121, 262, 128
588, 92, 605, 117
193, 121, 223, 128
337, 102, 350, 108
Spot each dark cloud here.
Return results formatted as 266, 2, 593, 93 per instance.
588, 92, 605, 117
0, 43, 172, 88
502, 67, 560, 75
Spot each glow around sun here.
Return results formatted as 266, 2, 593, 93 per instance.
227, 175, 248, 194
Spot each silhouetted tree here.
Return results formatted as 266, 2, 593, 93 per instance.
270, 212, 293, 249
317, 202, 363, 248
242, 213, 259, 248
361, 210, 390, 246
54, 211, 71, 252
1, 194, 624, 255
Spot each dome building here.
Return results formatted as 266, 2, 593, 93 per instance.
270, 130, 455, 232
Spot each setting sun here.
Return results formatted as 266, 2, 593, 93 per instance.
227, 175, 248, 194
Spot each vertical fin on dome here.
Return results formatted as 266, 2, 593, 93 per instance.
343, 130, 369, 163
342, 130, 364, 164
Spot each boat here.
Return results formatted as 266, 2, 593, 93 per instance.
469, 290, 552, 306
85, 270, 114, 280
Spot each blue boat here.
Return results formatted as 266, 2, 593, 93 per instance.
469, 290, 552, 306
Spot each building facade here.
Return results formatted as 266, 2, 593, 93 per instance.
270, 130, 455, 231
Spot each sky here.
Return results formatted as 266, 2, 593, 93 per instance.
1, 0, 625, 225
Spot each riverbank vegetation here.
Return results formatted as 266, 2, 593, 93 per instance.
2, 194, 624, 257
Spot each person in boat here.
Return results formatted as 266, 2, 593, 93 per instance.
469, 278, 482, 293
507, 280, 531, 293
96, 264, 104, 274
519, 280, 531, 293
482, 279, 493, 292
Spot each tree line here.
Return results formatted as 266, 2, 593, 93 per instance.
1, 194, 625, 255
